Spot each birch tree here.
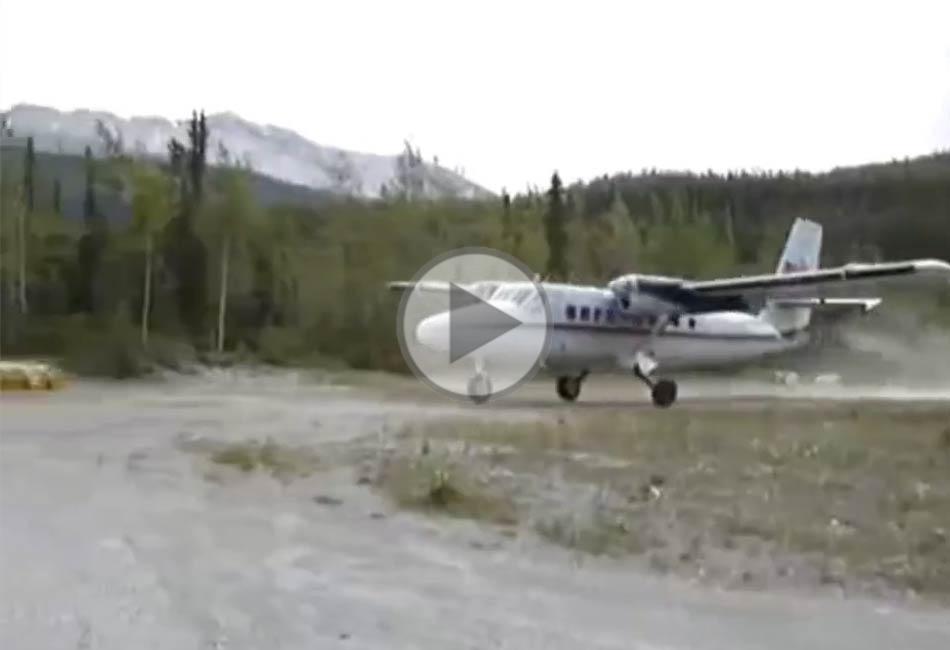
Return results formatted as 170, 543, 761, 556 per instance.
129, 164, 174, 347
207, 166, 255, 353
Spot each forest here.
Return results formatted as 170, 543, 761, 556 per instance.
1, 111, 949, 377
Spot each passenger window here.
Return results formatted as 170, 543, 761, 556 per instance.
566, 305, 576, 320
594, 308, 602, 322
606, 309, 615, 323
670, 314, 680, 327
688, 317, 697, 330
580, 306, 590, 321
646, 315, 656, 327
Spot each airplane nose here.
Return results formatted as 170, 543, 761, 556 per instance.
414, 312, 450, 351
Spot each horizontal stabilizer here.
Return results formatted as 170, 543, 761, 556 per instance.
387, 281, 452, 293
387, 280, 505, 300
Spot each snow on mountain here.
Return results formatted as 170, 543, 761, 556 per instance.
3, 104, 491, 200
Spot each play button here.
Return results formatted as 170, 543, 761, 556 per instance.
448, 283, 523, 362
395, 248, 551, 401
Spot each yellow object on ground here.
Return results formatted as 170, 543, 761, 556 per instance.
0, 361, 68, 391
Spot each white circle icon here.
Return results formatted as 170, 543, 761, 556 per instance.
396, 248, 551, 402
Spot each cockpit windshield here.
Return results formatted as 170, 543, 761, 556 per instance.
491, 285, 534, 305
488, 285, 542, 312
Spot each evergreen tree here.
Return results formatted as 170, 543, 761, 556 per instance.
544, 172, 568, 280
52, 178, 62, 215
76, 145, 108, 314
82, 146, 97, 222
187, 111, 209, 208
167, 138, 188, 209
163, 111, 210, 341
500, 188, 512, 248
583, 189, 640, 281
23, 136, 35, 213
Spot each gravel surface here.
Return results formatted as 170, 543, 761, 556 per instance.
2, 371, 948, 649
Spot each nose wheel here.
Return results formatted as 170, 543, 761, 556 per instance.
467, 372, 493, 404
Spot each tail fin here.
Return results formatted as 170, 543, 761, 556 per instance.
776, 218, 822, 275
762, 218, 823, 332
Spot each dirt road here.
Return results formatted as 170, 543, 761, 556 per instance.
2, 371, 948, 649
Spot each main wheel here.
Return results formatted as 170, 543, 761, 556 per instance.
467, 373, 493, 404
555, 376, 582, 402
650, 379, 678, 408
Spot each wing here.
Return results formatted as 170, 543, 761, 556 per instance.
684, 259, 950, 299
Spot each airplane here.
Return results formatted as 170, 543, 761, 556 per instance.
389, 218, 950, 407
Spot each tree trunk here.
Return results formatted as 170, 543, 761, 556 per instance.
216, 234, 230, 353
141, 233, 153, 348
16, 201, 27, 315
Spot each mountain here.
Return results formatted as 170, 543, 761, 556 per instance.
0, 147, 342, 223
2, 103, 492, 200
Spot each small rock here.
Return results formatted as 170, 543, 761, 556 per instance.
638, 483, 662, 501
369, 512, 385, 520
470, 539, 499, 551
313, 495, 343, 507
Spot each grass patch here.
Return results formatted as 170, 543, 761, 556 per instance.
373, 444, 518, 526
535, 503, 655, 557
183, 437, 321, 482
394, 401, 950, 602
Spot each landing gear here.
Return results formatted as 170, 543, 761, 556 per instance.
650, 379, 678, 408
634, 356, 678, 408
467, 372, 493, 404
556, 372, 587, 402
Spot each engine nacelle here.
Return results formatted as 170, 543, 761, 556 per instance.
607, 274, 685, 314
608, 274, 684, 296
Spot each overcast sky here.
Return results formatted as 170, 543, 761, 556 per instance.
2, 0, 949, 192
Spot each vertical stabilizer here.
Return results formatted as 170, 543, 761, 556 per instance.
762, 218, 823, 333
776, 218, 822, 275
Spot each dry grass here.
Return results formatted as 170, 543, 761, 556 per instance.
392, 401, 950, 602
370, 443, 518, 527
181, 437, 322, 482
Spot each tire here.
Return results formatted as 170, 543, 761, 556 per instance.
555, 376, 581, 402
651, 379, 678, 408
467, 373, 493, 404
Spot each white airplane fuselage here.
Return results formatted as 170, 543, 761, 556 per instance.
401, 218, 950, 407
414, 281, 809, 375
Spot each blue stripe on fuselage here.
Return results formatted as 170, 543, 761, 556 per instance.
535, 321, 783, 341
